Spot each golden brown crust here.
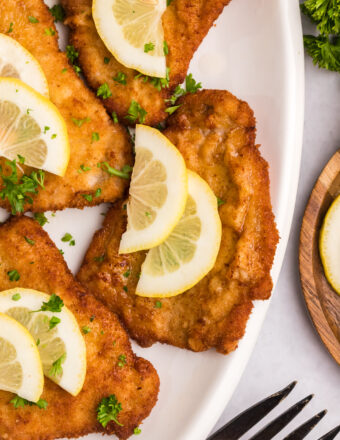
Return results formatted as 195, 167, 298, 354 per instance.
0, 216, 159, 440
77, 90, 279, 354
0, 0, 132, 212
61, 0, 231, 126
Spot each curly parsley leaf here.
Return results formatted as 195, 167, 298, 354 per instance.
301, 0, 340, 35
304, 34, 340, 71
125, 100, 147, 123
97, 83, 112, 99
49, 4, 65, 22
97, 395, 123, 428
34, 212, 49, 227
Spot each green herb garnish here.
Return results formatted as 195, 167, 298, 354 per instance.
49, 316, 61, 330
24, 236, 35, 245
97, 395, 123, 428
7, 270, 20, 282
49, 353, 66, 377
125, 100, 147, 123
97, 83, 112, 99
144, 42, 155, 52
97, 162, 132, 179
49, 4, 65, 22
34, 293, 64, 313
113, 72, 127, 84
34, 212, 48, 227
28, 16, 39, 23
11, 293, 21, 301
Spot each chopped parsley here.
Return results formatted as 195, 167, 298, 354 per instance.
7, 22, 13, 34
0, 159, 45, 214
125, 100, 147, 123
24, 236, 35, 245
66, 45, 82, 75
97, 83, 112, 99
90, 315, 95, 322
43, 126, 50, 134
123, 270, 130, 278
97, 162, 132, 179
117, 354, 127, 367
165, 105, 181, 115
82, 194, 93, 202
144, 42, 155, 52
49, 316, 61, 330
59, 249, 64, 255
94, 254, 105, 263
61, 68, 68, 74
7, 270, 20, 282
49, 353, 66, 377
34, 293, 64, 313
135, 67, 170, 91
10, 396, 47, 410
44, 27, 55, 36
134, 427, 142, 435
61, 233, 72, 242
71, 117, 91, 127
28, 16, 39, 23
97, 395, 123, 428
34, 212, 48, 227
91, 132, 100, 142
17, 154, 25, 164
104, 57, 110, 64
51, 133, 57, 139
49, 4, 65, 22
154, 300, 162, 309
113, 72, 127, 85
123, 286, 128, 292
95, 188, 102, 197
78, 164, 92, 173
217, 197, 225, 207
112, 111, 118, 123
66, 45, 79, 64
82, 326, 91, 334
11, 293, 21, 301
165, 73, 202, 113
163, 40, 169, 55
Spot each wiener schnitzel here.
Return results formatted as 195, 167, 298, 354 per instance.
61, 0, 231, 126
0, 216, 159, 440
77, 90, 279, 354
0, 0, 132, 213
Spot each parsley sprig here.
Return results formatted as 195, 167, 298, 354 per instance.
66, 45, 82, 75
0, 159, 45, 214
97, 395, 123, 428
301, 0, 340, 72
125, 100, 147, 123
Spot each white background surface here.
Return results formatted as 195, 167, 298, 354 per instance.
210, 7, 340, 439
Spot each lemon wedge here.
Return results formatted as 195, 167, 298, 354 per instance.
0, 78, 69, 176
136, 170, 222, 297
319, 194, 340, 295
0, 33, 49, 97
0, 288, 86, 396
119, 125, 187, 253
93, 0, 167, 78
0, 312, 43, 402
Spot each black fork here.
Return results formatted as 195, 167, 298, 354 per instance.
207, 382, 340, 440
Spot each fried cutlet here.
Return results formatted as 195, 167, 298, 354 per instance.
77, 90, 279, 354
0, 0, 132, 213
0, 216, 159, 440
61, 0, 232, 126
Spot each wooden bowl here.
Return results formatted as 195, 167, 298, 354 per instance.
299, 150, 340, 365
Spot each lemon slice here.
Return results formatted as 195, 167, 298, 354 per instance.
0, 288, 86, 396
0, 312, 43, 402
137, 170, 222, 297
119, 124, 187, 253
319, 194, 340, 295
93, 0, 167, 78
0, 77, 69, 176
0, 33, 49, 97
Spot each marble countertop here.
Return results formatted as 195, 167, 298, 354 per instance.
210, 11, 340, 440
